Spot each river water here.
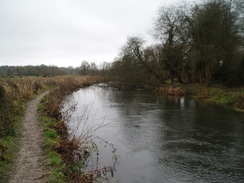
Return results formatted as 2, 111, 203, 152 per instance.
64, 86, 244, 183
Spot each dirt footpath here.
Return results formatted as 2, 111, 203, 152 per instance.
9, 91, 49, 183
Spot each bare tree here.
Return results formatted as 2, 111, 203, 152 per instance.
154, 4, 191, 83
79, 61, 90, 76
190, 0, 243, 86
121, 36, 164, 84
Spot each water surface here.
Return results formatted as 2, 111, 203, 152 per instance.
64, 86, 244, 183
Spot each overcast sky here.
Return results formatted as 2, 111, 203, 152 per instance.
0, 0, 193, 67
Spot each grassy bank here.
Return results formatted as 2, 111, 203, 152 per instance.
39, 100, 66, 183
0, 76, 101, 183
156, 84, 244, 112
184, 85, 244, 112
38, 77, 101, 183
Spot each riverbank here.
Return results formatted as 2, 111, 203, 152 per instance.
0, 76, 101, 183
156, 84, 244, 112
38, 77, 101, 182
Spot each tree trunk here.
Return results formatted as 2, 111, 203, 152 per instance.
198, 72, 203, 84
177, 71, 184, 84
187, 72, 192, 83
171, 71, 174, 83
137, 54, 164, 84
206, 73, 212, 87
206, 61, 212, 87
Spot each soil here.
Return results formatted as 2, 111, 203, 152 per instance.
9, 91, 49, 183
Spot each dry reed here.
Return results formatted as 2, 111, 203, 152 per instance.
156, 86, 186, 96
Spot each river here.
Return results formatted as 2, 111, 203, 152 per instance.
63, 85, 244, 183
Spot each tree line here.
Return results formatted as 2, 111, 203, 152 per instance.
0, 65, 76, 77
0, 63, 101, 77
0, 62, 112, 77
108, 0, 244, 87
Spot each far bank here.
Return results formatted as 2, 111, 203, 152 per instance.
156, 84, 244, 112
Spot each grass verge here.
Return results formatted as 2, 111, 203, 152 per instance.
39, 100, 66, 183
184, 85, 244, 112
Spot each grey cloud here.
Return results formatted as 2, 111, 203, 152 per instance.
0, 0, 184, 67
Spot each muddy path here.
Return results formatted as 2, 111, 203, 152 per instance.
9, 91, 49, 183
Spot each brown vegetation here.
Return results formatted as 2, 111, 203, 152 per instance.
40, 76, 106, 182
156, 86, 186, 96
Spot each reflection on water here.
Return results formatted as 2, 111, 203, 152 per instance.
64, 86, 244, 183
